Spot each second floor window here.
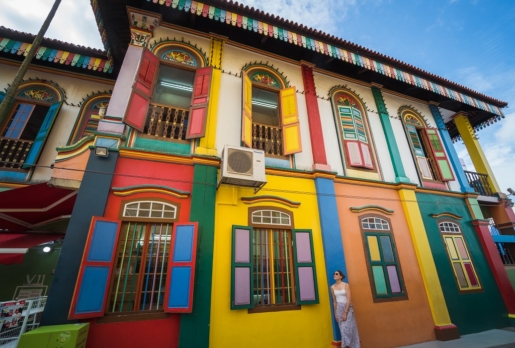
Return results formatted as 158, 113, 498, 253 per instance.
241, 68, 302, 157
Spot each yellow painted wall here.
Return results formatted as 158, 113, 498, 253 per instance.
210, 174, 332, 348
334, 182, 436, 348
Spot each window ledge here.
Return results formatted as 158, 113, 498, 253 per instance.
96, 311, 170, 324
248, 304, 301, 314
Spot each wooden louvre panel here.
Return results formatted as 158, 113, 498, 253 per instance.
292, 229, 319, 305
280, 87, 302, 155
69, 217, 121, 319
123, 48, 159, 132
231, 225, 254, 309
360, 143, 374, 169
164, 222, 198, 313
22, 101, 62, 169
346, 141, 363, 167
186, 67, 213, 139
417, 157, 433, 180
423, 128, 455, 181
407, 125, 426, 157
241, 71, 253, 148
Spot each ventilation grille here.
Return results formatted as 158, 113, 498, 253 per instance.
227, 148, 253, 176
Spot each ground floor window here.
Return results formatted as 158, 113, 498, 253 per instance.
108, 222, 172, 313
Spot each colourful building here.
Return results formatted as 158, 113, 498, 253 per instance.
0, 1, 514, 348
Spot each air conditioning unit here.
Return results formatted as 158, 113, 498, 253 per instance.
219, 145, 267, 189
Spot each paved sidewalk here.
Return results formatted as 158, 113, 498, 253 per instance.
398, 329, 515, 348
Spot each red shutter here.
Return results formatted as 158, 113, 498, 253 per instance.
69, 217, 121, 319
123, 48, 159, 132
186, 67, 213, 139
164, 222, 198, 313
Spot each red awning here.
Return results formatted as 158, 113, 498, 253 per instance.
0, 233, 62, 265
0, 183, 77, 234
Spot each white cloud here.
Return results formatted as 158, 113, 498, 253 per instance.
237, 0, 357, 34
0, 0, 103, 50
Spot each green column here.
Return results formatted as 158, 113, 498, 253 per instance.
371, 86, 410, 183
178, 163, 217, 348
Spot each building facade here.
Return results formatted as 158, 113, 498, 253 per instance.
0, 1, 514, 347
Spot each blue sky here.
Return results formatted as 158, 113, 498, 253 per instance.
1, 0, 514, 194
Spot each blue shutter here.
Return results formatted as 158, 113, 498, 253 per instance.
22, 101, 62, 169
231, 225, 254, 309
69, 217, 121, 319
164, 222, 198, 313
0, 92, 5, 102
292, 229, 319, 305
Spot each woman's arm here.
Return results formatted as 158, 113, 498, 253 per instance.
330, 286, 338, 321
342, 283, 351, 321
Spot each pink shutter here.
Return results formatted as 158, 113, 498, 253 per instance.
346, 141, 363, 166
360, 143, 374, 169
186, 67, 213, 139
123, 49, 159, 132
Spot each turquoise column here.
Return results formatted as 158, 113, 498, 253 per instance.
428, 103, 474, 193
371, 86, 410, 183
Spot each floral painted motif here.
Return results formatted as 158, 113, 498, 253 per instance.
161, 50, 197, 66
93, 101, 109, 110
130, 30, 151, 47
338, 97, 357, 107
404, 114, 423, 127
18, 89, 54, 102
250, 72, 279, 87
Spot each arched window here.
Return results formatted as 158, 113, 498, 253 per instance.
123, 200, 177, 219
360, 215, 406, 301
230, 207, 319, 311
331, 91, 375, 170
401, 109, 454, 184
438, 221, 481, 291
123, 43, 212, 148
241, 65, 302, 157
69, 95, 110, 145
0, 83, 62, 169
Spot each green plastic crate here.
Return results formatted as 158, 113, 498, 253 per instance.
18, 323, 89, 348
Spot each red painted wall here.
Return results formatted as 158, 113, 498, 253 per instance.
85, 315, 181, 348
84, 157, 195, 347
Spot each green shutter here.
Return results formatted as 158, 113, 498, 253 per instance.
231, 225, 254, 309
407, 124, 425, 157
424, 128, 455, 181
292, 229, 319, 305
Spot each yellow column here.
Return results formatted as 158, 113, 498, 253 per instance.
399, 188, 453, 327
454, 112, 501, 193
196, 35, 225, 156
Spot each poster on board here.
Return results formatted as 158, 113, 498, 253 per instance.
0, 300, 25, 333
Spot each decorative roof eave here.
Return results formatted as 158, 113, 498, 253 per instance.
0, 37, 113, 73
143, 0, 506, 116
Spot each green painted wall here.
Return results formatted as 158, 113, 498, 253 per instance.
0, 246, 60, 301
416, 192, 510, 334
506, 267, 515, 291
133, 137, 191, 155
178, 164, 217, 348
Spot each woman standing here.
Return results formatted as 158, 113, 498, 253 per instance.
331, 270, 360, 348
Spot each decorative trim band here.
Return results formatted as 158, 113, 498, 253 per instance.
0, 37, 112, 73
55, 137, 95, 162
431, 213, 462, 220
144, 0, 503, 116
241, 195, 301, 208
350, 205, 394, 215
112, 185, 190, 198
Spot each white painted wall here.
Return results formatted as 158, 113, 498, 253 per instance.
381, 92, 461, 190
313, 72, 396, 182
216, 44, 314, 170
0, 64, 113, 182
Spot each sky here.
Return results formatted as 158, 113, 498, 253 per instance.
1, 0, 514, 195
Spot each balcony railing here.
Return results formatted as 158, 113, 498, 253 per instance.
0, 138, 33, 169
252, 122, 282, 156
464, 170, 493, 196
144, 103, 189, 141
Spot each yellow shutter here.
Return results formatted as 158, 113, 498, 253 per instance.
280, 87, 302, 155
242, 71, 253, 148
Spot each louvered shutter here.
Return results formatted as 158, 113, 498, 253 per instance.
346, 141, 364, 166
23, 101, 62, 169
292, 229, 319, 305
407, 125, 426, 157
164, 222, 198, 313
280, 87, 302, 155
231, 225, 254, 309
69, 217, 121, 319
241, 72, 253, 148
186, 67, 212, 139
423, 128, 455, 181
123, 48, 159, 132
